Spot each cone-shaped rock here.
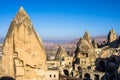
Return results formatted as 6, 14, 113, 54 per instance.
75, 31, 93, 54
108, 29, 116, 43
75, 31, 96, 63
83, 31, 91, 42
92, 39, 98, 48
2, 7, 47, 80
83, 31, 93, 47
55, 46, 67, 60
76, 38, 91, 53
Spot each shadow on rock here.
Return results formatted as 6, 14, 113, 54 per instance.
0, 76, 15, 80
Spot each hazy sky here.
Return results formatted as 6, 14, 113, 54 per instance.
0, 0, 120, 40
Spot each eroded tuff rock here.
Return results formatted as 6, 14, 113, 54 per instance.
2, 7, 47, 80
96, 55, 120, 80
92, 39, 98, 48
75, 31, 93, 54
55, 46, 68, 60
74, 31, 96, 64
83, 31, 91, 43
108, 29, 116, 43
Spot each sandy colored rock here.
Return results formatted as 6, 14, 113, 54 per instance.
75, 31, 96, 62
92, 39, 98, 48
55, 46, 68, 60
83, 31, 91, 43
75, 31, 93, 54
108, 29, 116, 43
2, 7, 47, 80
76, 38, 91, 53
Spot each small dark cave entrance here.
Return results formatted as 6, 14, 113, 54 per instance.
0, 76, 15, 80
63, 69, 69, 76
78, 66, 82, 71
94, 74, 100, 80
78, 66, 82, 78
84, 73, 90, 79
99, 60, 105, 71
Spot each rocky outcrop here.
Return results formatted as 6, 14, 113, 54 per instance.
2, 7, 47, 80
75, 31, 96, 63
83, 31, 91, 44
92, 39, 98, 48
55, 46, 67, 60
96, 55, 120, 80
75, 31, 94, 54
99, 29, 119, 48
76, 38, 91, 54
108, 29, 116, 43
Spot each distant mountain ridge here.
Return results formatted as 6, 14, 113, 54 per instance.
0, 35, 119, 57
44, 36, 108, 44
44, 35, 110, 57
0, 35, 119, 44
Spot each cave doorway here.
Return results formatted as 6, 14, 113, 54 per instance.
99, 60, 105, 71
84, 73, 90, 79
63, 69, 69, 76
78, 66, 82, 71
94, 74, 99, 80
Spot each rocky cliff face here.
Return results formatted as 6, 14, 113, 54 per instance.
108, 29, 116, 43
2, 7, 47, 80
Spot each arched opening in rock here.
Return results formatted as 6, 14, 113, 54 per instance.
84, 73, 90, 79
61, 57, 64, 61
75, 58, 80, 64
94, 74, 99, 80
63, 69, 69, 76
99, 60, 105, 71
79, 74, 82, 79
71, 72, 73, 77
77, 66, 82, 71
83, 53, 88, 57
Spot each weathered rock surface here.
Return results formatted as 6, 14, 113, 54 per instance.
2, 7, 47, 80
83, 31, 91, 43
98, 47, 111, 58
96, 55, 120, 80
92, 39, 98, 48
75, 31, 96, 62
55, 46, 67, 60
108, 29, 116, 43
75, 31, 93, 54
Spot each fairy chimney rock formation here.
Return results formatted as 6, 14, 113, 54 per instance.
55, 46, 67, 60
2, 7, 47, 80
83, 31, 91, 42
75, 31, 96, 62
75, 31, 93, 54
108, 29, 116, 43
